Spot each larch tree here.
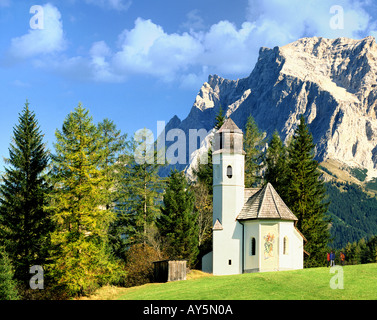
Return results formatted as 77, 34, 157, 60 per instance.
48, 104, 123, 296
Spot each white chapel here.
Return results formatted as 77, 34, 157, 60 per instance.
202, 118, 306, 275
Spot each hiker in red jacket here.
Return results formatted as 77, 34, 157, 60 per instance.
327, 252, 330, 267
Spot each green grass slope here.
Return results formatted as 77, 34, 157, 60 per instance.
117, 264, 377, 300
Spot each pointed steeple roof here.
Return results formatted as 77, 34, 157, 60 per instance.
217, 117, 242, 133
213, 117, 245, 155
237, 183, 298, 221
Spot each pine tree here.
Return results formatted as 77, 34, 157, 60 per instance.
118, 133, 163, 248
97, 118, 130, 210
214, 106, 225, 130
286, 115, 330, 267
157, 170, 198, 267
48, 104, 123, 296
264, 130, 289, 199
0, 101, 52, 284
98, 119, 133, 260
192, 106, 226, 194
243, 115, 265, 188
192, 149, 213, 195
0, 247, 19, 300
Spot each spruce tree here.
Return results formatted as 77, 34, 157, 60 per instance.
48, 104, 122, 296
243, 115, 265, 188
286, 115, 330, 267
0, 101, 52, 284
157, 170, 198, 267
264, 130, 289, 199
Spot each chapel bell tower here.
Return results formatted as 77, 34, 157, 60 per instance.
212, 118, 245, 275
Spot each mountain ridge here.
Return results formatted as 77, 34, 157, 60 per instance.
163, 36, 377, 180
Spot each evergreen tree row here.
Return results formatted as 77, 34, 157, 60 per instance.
0, 101, 354, 298
0, 102, 199, 298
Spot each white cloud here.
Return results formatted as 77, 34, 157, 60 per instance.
89, 41, 124, 82
9, 3, 66, 59
106, 1, 376, 85
11, 0, 377, 88
199, 21, 256, 75
246, 0, 372, 43
113, 18, 203, 81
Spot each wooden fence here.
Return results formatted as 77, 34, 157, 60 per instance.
153, 260, 187, 282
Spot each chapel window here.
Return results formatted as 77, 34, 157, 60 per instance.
250, 237, 256, 256
283, 236, 289, 255
227, 165, 233, 179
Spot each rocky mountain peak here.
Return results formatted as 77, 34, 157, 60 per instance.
163, 36, 377, 180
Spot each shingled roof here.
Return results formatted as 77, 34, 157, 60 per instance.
217, 117, 243, 133
237, 183, 298, 221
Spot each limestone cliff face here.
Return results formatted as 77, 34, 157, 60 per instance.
164, 36, 377, 179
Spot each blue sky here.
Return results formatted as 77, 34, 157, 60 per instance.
1, 0, 377, 170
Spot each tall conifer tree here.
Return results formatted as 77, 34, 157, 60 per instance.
243, 115, 265, 188
286, 115, 330, 267
157, 170, 198, 267
0, 101, 52, 284
118, 132, 163, 248
48, 104, 122, 296
192, 106, 226, 193
214, 106, 225, 130
264, 130, 289, 199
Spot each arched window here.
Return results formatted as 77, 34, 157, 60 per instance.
283, 236, 289, 255
250, 237, 256, 256
227, 165, 232, 179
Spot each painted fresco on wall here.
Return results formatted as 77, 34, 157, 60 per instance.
263, 233, 275, 259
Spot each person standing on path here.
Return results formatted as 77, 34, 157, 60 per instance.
340, 251, 345, 266
330, 251, 335, 267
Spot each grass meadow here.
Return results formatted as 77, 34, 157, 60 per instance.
82, 263, 377, 300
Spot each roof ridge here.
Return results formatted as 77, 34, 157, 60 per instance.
268, 183, 282, 219
258, 184, 269, 218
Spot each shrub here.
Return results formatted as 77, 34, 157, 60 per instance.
125, 244, 166, 287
